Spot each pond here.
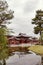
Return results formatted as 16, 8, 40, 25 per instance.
6, 51, 41, 65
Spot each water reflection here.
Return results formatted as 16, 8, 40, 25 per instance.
13, 51, 33, 58
6, 51, 41, 65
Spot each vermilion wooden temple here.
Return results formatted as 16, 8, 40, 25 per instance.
7, 33, 39, 45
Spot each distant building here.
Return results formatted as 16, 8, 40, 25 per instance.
7, 33, 39, 45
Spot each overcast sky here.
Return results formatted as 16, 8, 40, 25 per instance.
6, 0, 43, 37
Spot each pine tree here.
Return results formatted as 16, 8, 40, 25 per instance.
32, 10, 43, 44
0, 0, 14, 65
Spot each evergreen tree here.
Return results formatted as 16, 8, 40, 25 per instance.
32, 10, 43, 44
0, 0, 14, 65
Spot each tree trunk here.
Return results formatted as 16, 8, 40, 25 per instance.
3, 59, 6, 65
39, 31, 43, 45
41, 56, 43, 65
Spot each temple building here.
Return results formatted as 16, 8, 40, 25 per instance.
7, 33, 39, 45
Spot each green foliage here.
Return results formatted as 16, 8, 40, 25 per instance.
32, 10, 43, 44
32, 10, 43, 35
0, 0, 14, 63
34, 26, 40, 34
0, 28, 9, 60
0, 1, 14, 25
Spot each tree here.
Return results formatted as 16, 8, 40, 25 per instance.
0, 0, 14, 65
31, 10, 43, 65
32, 10, 43, 44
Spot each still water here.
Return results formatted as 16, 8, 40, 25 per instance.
6, 51, 41, 65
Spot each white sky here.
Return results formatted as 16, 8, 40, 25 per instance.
6, 0, 43, 37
